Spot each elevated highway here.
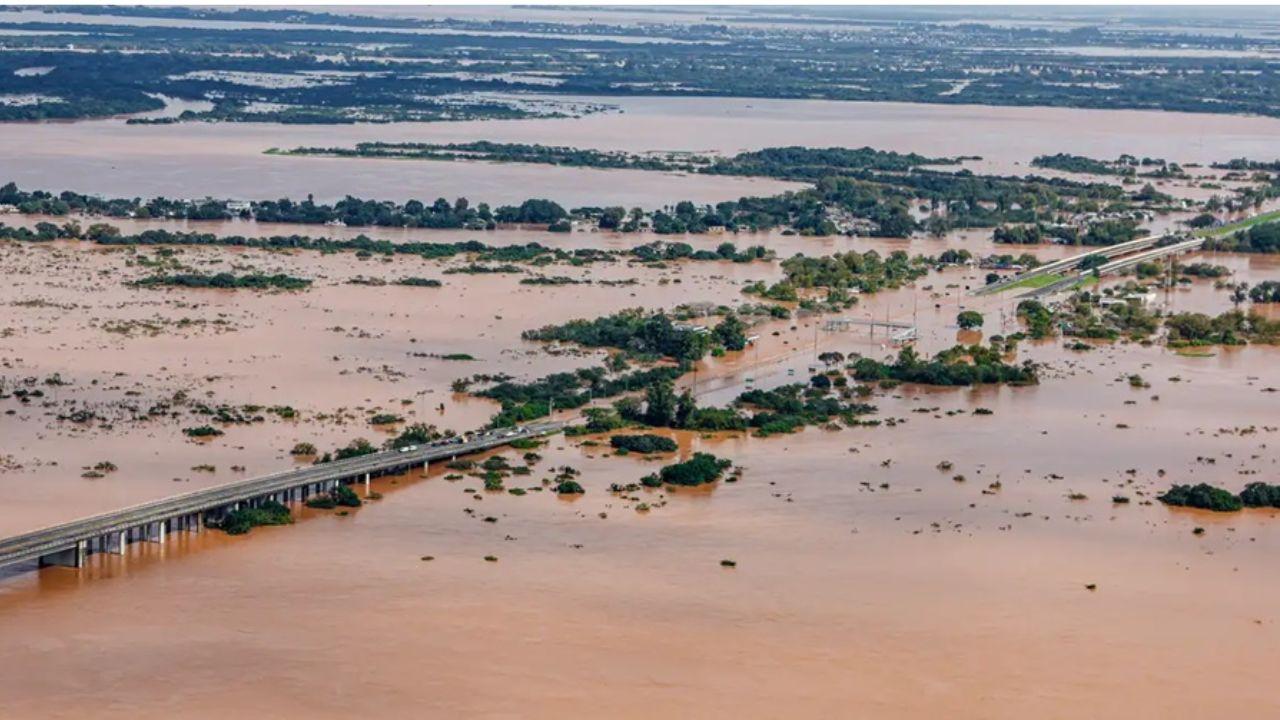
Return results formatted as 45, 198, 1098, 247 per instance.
0, 421, 563, 572
974, 234, 1167, 296
1022, 236, 1207, 299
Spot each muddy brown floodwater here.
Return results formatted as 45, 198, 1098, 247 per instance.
2, 225, 1279, 719
4, 95, 1280, 205
4, 100, 1280, 718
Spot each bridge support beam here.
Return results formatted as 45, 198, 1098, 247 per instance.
106, 531, 127, 554
364, 473, 371, 496
38, 541, 86, 568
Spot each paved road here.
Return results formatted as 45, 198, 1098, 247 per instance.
0, 421, 564, 569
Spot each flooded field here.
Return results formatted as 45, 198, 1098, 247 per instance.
2, 215, 1280, 716
4, 86, 1280, 718
3, 96, 1280, 206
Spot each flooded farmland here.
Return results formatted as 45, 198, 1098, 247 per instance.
3, 95, 1280, 205
2, 212, 1280, 717
3, 58, 1280, 720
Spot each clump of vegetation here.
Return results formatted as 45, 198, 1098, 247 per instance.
1240, 482, 1280, 508
1157, 483, 1243, 512
444, 263, 524, 275
609, 434, 678, 454
386, 423, 445, 449
735, 383, 876, 436
851, 345, 1037, 386
1016, 299, 1055, 339
522, 308, 746, 362
554, 479, 585, 494
396, 277, 443, 287
1202, 220, 1280, 254
956, 310, 984, 330
1057, 291, 1159, 340
132, 272, 312, 291
183, 425, 224, 438
563, 407, 628, 436
474, 365, 683, 427
290, 442, 317, 456
1177, 262, 1230, 279
305, 485, 363, 509
214, 500, 293, 535
643, 453, 732, 487
775, 249, 931, 295
304, 495, 337, 509
1165, 310, 1280, 346
326, 438, 378, 461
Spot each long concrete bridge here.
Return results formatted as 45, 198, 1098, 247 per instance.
975, 233, 1168, 296
0, 421, 564, 572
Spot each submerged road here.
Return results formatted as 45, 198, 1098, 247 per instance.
0, 421, 565, 571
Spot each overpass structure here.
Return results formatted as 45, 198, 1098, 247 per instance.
1022, 236, 1207, 299
0, 421, 564, 572
975, 233, 1168, 296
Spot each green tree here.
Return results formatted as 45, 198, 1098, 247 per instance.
644, 382, 677, 427
713, 313, 748, 351
957, 310, 985, 330
675, 390, 696, 428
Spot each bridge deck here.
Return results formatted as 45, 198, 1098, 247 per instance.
975, 234, 1166, 296
0, 421, 563, 569
1022, 237, 1206, 299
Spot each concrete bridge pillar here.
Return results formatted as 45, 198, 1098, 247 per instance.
106, 531, 127, 554
364, 473, 371, 496
38, 540, 86, 568
145, 521, 166, 544
189, 512, 202, 533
